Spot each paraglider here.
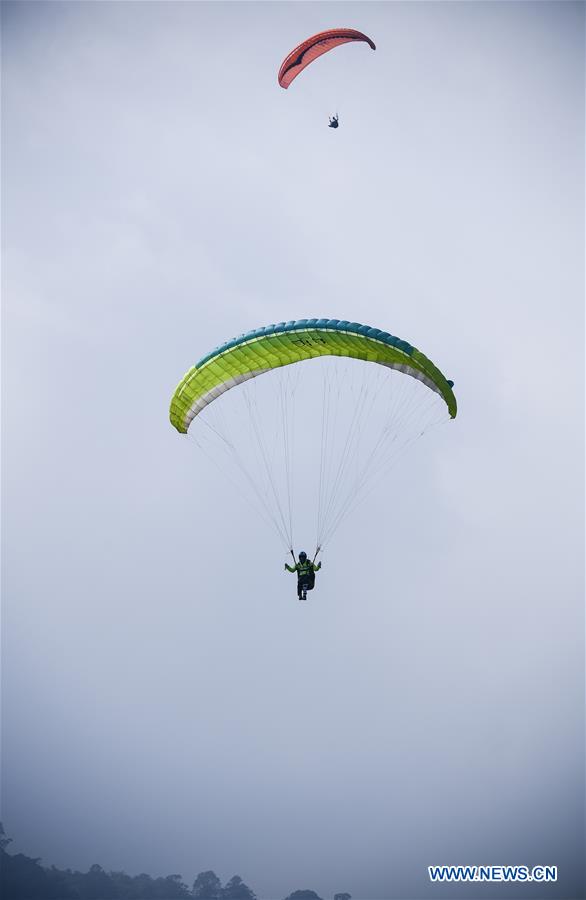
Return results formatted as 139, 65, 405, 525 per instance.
278, 29, 375, 130
278, 28, 376, 89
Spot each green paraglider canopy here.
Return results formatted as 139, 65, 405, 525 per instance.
170, 318, 456, 434
170, 318, 456, 553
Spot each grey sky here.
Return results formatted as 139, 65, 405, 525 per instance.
2, 2, 584, 899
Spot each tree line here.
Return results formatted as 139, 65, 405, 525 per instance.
1, 826, 351, 900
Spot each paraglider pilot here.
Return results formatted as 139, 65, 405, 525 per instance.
328, 115, 339, 128
285, 551, 322, 600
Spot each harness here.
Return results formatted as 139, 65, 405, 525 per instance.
297, 560, 315, 589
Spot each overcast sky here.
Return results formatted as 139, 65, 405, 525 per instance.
2, 2, 584, 899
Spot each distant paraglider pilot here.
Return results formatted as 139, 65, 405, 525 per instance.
328, 114, 339, 128
285, 551, 322, 600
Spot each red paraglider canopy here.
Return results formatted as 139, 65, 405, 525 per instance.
278, 28, 376, 89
